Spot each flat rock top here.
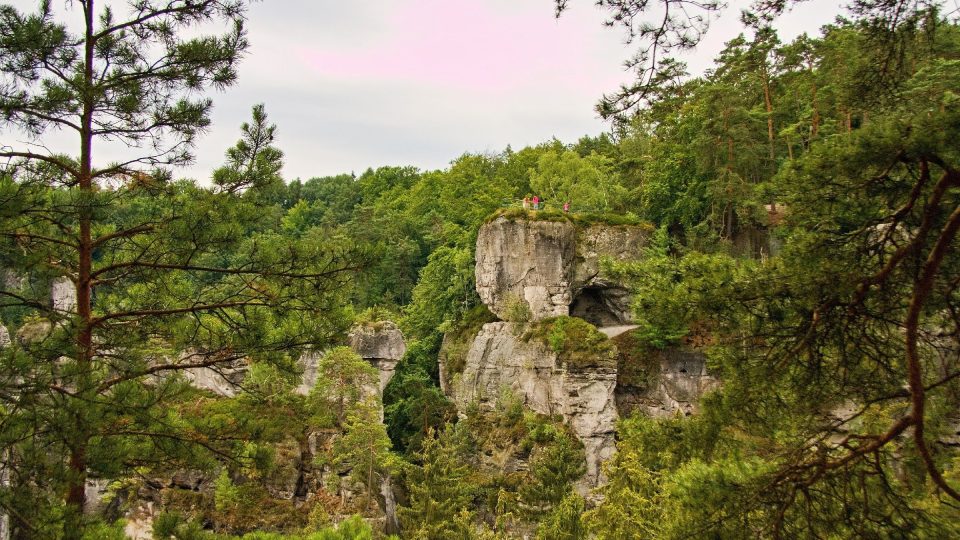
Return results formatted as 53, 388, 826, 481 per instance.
598, 325, 639, 338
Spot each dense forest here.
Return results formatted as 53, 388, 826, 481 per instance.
1, 0, 959, 538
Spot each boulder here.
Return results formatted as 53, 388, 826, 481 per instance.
0, 325, 9, 348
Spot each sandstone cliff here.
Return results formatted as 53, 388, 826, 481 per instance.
451, 321, 618, 491
448, 215, 716, 493
475, 216, 649, 324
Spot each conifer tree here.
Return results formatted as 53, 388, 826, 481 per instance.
0, 2, 358, 537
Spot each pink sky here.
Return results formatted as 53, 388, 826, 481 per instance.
4, 0, 847, 181
299, 0, 614, 93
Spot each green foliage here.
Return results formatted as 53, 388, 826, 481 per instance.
534, 492, 587, 540
523, 316, 616, 368
79, 520, 127, 540
151, 512, 379, 539
606, 226, 747, 348
402, 246, 477, 339
501, 294, 532, 323
214, 470, 242, 512
213, 104, 286, 205
439, 305, 496, 382
486, 207, 647, 227
383, 336, 456, 455
519, 424, 585, 512
353, 306, 398, 327
333, 400, 397, 512
529, 149, 628, 212
399, 427, 477, 540
310, 347, 378, 426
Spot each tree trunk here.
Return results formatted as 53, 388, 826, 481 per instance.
808, 59, 820, 140
761, 67, 776, 162
65, 2, 97, 537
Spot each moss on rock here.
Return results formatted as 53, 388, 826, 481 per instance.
522, 316, 617, 369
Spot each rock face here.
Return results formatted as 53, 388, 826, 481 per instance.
453, 216, 723, 495
475, 218, 576, 321
50, 277, 77, 313
0, 325, 9, 349
298, 321, 406, 396
615, 346, 719, 418
348, 321, 406, 393
475, 217, 648, 324
182, 356, 247, 398
451, 322, 618, 490
459, 218, 652, 491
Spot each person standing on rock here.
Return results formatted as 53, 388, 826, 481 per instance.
532, 195, 540, 210
563, 201, 570, 213
523, 196, 530, 210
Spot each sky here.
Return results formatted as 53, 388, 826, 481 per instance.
4, 0, 847, 182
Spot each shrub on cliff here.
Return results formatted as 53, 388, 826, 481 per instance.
523, 316, 616, 369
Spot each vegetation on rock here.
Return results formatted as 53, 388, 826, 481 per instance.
522, 317, 617, 369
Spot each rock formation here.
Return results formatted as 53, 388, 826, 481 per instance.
298, 320, 406, 396
50, 277, 77, 313
451, 322, 618, 490
348, 321, 406, 393
181, 354, 247, 398
449, 215, 718, 493
475, 216, 648, 325
448, 216, 654, 491
613, 341, 719, 418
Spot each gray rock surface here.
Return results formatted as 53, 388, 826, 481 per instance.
451, 322, 618, 490
349, 322, 406, 392
476, 218, 577, 321
298, 321, 407, 395
181, 352, 246, 398
297, 350, 323, 395
615, 347, 719, 418
51, 277, 77, 313
475, 217, 648, 324
0, 325, 9, 348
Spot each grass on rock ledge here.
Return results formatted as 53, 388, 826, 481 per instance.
485, 207, 652, 229
522, 316, 617, 369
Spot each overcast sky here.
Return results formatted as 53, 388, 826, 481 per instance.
5, 0, 846, 182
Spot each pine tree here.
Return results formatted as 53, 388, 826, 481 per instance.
0, 2, 358, 537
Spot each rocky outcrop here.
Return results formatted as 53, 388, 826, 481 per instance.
614, 341, 719, 418
456, 217, 652, 491
476, 218, 576, 321
50, 277, 77, 313
181, 355, 247, 398
348, 321, 406, 393
475, 217, 648, 324
450, 322, 618, 490
298, 321, 406, 396
0, 325, 9, 349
